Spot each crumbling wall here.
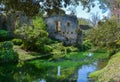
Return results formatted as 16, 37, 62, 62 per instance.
0, 12, 33, 37
45, 15, 79, 45
0, 14, 7, 30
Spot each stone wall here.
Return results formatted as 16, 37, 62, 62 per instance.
0, 12, 32, 37
45, 15, 82, 45
0, 14, 7, 30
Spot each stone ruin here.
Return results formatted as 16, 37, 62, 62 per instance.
0, 11, 33, 37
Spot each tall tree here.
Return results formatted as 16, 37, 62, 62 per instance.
1, 0, 118, 19
0, 0, 40, 17
0, 0, 105, 17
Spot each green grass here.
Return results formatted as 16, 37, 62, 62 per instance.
89, 52, 120, 82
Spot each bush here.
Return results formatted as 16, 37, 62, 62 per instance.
66, 46, 78, 52
15, 17, 48, 51
0, 49, 18, 62
0, 30, 9, 41
78, 40, 93, 51
43, 45, 52, 52
0, 41, 13, 49
12, 39, 23, 45
86, 20, 120, 52
0, 41, 18, 63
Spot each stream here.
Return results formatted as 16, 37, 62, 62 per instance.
39, 61, 100, 82
0, 52, 108, 82
77, 62, 97, 82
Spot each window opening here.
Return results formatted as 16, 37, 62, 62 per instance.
56, 21, 61, 32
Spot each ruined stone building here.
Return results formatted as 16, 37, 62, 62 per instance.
0, 11, 32, 37
45, 15, 82, 45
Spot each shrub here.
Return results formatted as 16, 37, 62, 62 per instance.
0, 41, 13, 49
0, 49, 18, 62
12, 39, 23, 45
66, 46, 78, 52
43, 45, 52, 53
0, 30, 9, 41
86, 20, 120, 52
49, 43, 67, 59
15, 17, 48, 51
0, 41, 18, 63
78, 40, 93, 51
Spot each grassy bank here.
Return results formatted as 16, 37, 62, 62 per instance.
89, 52, 120, 82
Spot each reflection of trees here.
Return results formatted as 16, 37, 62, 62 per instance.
14, 62, 48, 82
0, 63, 17, 82
0, 59, 62, 82
0, 62, 45, 82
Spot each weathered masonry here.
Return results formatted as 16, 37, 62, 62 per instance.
45, 15, 81, 45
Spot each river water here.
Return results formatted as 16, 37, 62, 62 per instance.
39, 61, 101, 82
77, 62, 97, 82
0, 52, 108, 82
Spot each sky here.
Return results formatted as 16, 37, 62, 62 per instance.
62, 0, 111, 20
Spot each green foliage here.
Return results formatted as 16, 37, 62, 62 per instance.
0, 41, 13, 49
83, 40, 93, 50
47, 43, 78, 59
78, 40, 93, 51
89, 47, 107, 53
0, 30, 9, 41
89, 52, 120, 82
32, 17, 47, 30
15, 17, 48, 51
50, 43, 66, 59
1, 0, 108, 17
0, 41, 18, 62
43, 45, 53, 52
12, 39, 23, 45
66, 46, 78, 52
86, 19, 120, 53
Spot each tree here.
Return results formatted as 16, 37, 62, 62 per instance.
0, 0, 40, 17
15, 16, 48, 51
86, 19, 120, 53
0, 0, 109, 17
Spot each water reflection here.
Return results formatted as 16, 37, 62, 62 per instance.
39, 79, 46, 82
57, 66, 61, 76
87, 53, 93, 57
0, 52, 108, 82
77, 62, 97, 82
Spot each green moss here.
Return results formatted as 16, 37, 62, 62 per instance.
89, 70, 102, 81
89, 52, 120, 82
